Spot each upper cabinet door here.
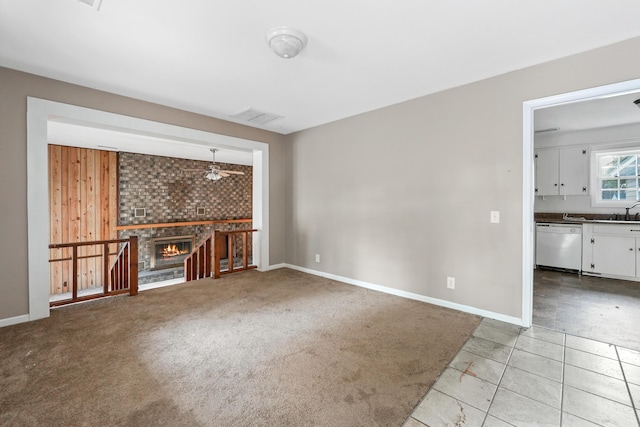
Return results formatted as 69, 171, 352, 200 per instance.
535, 149, 559, 196
559, 146, 589, 195
535, 146, 589, 196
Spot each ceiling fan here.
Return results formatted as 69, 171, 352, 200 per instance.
204, 148, 245, 181
184, 148, 245, 181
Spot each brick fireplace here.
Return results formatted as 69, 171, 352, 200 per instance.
117, 152, 253, 284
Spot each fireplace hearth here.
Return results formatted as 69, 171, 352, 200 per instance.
150, 235, 195, 270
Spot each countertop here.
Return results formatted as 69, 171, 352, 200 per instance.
535, 212, 640, 225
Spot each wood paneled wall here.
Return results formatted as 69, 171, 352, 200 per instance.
48, 145, 118, 295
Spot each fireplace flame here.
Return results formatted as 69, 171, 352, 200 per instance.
161, 244, 189, 258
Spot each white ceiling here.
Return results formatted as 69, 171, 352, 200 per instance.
3, 0, 640, 137
46, 119, 255, 165
535, 91, 640, 134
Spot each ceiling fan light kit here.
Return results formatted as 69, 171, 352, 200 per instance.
266, 26, 307, 59
206, 171, 223, 181
204, 148, 245, 182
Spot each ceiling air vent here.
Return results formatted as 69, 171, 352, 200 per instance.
230, 108, 282, 126
77, 0, 102, 11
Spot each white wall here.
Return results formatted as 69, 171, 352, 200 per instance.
286, 36, 640, 322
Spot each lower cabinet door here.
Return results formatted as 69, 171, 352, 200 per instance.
592, 235, 636, 277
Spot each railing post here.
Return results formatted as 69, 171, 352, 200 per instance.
110, 262, 115, 292
227, 233, 234, 273
214, 231, 221, 279
121, 245, 129, 290
205, 237, 212, 278
129, 236, 138, 296
184, 257, 192, 281
197, 245, 205, 278
72, 245, 78, 302
242, 231, 248, 269
102, 243, 109, 295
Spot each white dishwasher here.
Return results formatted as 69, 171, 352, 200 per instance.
536, 223, 582, 271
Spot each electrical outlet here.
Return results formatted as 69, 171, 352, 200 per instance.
447, 277, 455, 289
490, 211, 500, 223
315, 254, 320, 263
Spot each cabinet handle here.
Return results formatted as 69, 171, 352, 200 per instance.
560, 183, 564, 186
631, 248, 634, 251
554, 183, 558, 187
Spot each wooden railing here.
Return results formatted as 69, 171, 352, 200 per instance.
49, 236, 138, 307
184, 234, 212, 281
184, 228, 258, 281
110, 237, 139, 293
214, 229, 258, 278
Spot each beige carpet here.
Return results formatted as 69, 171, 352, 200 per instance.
0, 268, 481, 426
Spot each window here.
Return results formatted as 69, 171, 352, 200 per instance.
594, 150, 640, 204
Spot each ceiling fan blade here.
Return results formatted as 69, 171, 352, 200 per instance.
219, 170, 244, 175
218, 172, 230, 177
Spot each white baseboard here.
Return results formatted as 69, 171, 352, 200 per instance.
283, 263, 525, 327
0, 314, 30, 328
3, 264, 523, 328
1, 265, 524, 328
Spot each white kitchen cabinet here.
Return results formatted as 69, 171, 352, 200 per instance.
535, 149, 559, 196
582, 223, 640, 279
589, 234, 636, 277
535, 146, 588, 196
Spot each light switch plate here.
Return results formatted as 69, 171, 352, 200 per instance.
447, 277, 455, 289
490, 211, 500, 223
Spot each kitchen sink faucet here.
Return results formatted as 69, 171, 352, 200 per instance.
625, 201, 640, 220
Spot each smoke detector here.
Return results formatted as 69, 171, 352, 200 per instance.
266, 27, 307, 59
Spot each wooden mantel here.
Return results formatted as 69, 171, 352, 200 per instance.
115, 218, 252, 231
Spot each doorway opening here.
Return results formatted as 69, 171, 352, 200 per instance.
523, 78, 640, 350
27, 98, 270, 321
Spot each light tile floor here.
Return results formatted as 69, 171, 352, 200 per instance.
404, 318, 640, 427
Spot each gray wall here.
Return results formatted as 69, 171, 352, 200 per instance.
286, 36, 640, 319
3, 37, 640, 323
0, 67, 287, 320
